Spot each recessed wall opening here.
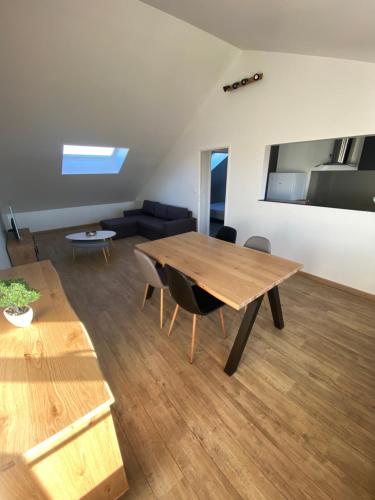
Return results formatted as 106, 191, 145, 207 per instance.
61, 144, 129, 175
263, 135, 375, 212
199, 148, 229, 236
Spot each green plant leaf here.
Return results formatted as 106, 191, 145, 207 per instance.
0, 278, 41, 311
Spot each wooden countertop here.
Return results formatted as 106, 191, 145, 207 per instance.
0, 260, 113, 469
137, 232, 302, 310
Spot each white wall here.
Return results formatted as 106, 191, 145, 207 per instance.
0, 0, 236, 212
4, 201, 139, 233
140, 50, 375, 294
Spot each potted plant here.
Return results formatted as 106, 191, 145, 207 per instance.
0, 278, 41, 328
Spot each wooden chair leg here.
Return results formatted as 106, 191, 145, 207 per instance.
141, 283, 149, 309
190, 314, 197, 364
168, 304, 179, 337
219, 308, 227, 338
102, 248, 108, 263
160, 288, 164, 329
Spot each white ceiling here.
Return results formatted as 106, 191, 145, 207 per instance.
0, 0, 235, 211
141, 0, 375, 63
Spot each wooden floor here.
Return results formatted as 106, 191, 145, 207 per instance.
35, 228, 375, 500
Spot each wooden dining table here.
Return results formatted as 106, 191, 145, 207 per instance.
136, 231, 302, 375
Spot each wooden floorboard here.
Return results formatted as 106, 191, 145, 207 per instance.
35, 228, 375, 500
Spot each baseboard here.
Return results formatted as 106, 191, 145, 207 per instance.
33, 222, 99, 235
299, 271, 375, 302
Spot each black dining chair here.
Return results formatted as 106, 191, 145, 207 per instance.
215, 225, 237, 243
165, 265, 226, 363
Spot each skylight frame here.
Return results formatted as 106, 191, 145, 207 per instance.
61, 144, 129, 175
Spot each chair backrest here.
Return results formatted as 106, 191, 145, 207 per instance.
244, 236, 271, 254
134, 249, 165, 288
215, 226, 237, 243
165, 265, 200, 315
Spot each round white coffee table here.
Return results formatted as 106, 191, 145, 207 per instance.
65, 230, 116, 241
65, 230, 116, 263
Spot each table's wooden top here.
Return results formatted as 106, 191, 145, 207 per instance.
136, 232, 302, 310
0, 260, 113, 468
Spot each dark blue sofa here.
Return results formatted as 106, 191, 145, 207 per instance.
100, 200, 197, 240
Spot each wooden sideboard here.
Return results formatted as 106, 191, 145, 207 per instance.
0, 260, 128, 499
6, 228, 39, 266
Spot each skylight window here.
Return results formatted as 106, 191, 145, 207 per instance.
211, 152, 228, 170
62, 144, 129, 175
63, 145, 115, 156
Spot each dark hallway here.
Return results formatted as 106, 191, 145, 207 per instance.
209, 150, 228, 236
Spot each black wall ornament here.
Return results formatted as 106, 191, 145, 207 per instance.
223, 72, 263, 92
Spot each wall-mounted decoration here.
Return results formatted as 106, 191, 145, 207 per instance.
223, 72, 263, 92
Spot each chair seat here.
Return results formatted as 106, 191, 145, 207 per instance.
193, 285, 224, 315
165, 264, 227, 363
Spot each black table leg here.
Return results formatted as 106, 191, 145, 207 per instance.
224, 295, 264, 376
267, 286, 284, 329
146, 285, 154, 300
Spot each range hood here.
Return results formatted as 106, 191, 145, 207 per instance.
329, 137, 363, 166
332, 137, 351, 163
314, 137, 362, 170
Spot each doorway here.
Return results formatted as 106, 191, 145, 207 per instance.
199, 148, 229, 236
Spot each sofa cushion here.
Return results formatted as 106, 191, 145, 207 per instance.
100, 217, 138, 239
128, 214, 152, 223
154, 203, 168, 220
139, 217, 165, 232
101, 217, 131, 228
123, 208, 143, 217
166, 205, 189, 220
142, 200, 158, 216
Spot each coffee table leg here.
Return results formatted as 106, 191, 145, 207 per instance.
224, 295, 264, 376
267, 286, 284, 329
102, 248, 108, 263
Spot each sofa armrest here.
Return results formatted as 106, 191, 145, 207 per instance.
163, 217, 197, 236
123, 208, 143, 217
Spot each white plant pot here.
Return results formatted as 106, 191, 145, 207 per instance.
4, 306, 33, 328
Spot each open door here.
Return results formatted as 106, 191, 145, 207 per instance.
199, 148, 229, 236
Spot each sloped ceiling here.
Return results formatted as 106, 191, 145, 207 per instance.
0, 0, 236, 212
141, 0, 375, 63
